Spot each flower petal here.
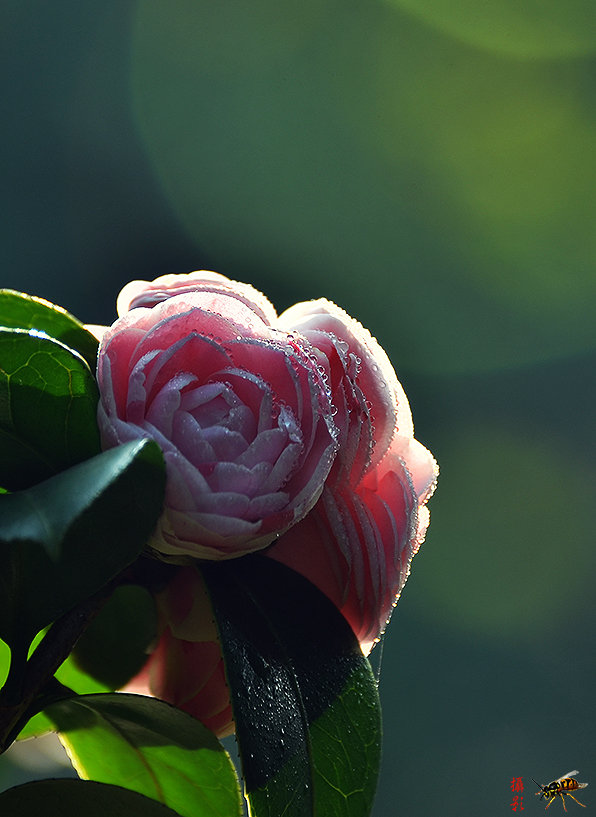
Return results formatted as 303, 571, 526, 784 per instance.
117, 270, 277, 327
280, 298, 409, 465
267, 436, 438, 653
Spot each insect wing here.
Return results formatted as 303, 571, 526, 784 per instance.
557, 771, 580, 782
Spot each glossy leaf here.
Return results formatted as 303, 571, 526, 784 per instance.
0, 779, 181, 817
46, 693, 243, 817
0, 289, 99, 369
0, 439, 165, 649
0, 328, 100, 490
202, 556, 382, 817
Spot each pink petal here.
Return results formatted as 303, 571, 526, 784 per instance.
117, 270, 277, 327
127, 633, 234, 738
279, 298, 410, 466
267, 435, 437, 654
138, 328, 234, 399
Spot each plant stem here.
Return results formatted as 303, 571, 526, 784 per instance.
0, 578, 117, 753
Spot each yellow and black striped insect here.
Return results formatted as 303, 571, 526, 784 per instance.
532, 771, 588, 811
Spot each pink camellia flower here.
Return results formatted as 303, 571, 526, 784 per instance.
109, 271, 437, 735
97, 271, 339, 560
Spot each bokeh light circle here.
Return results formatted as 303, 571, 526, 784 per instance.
410, 427, 596, 641
130, 2, 596, 374
382, 0, 596, 60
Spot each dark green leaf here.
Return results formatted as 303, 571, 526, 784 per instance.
0, 328, 100, 490
0, 289, 99, 369
0, 779, 181, 817
72, 584, 158, 690
202, 556, 382, 817
54, 652, 111, 696
0, 439, 165, 648
46, 693, 243, 817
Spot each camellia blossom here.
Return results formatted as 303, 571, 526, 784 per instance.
97, 271, 339, 560
102, 271, 437, 735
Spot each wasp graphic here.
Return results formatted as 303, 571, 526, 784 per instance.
532, 770, 588, 811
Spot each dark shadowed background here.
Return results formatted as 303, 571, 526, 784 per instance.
1, 2, 595, 814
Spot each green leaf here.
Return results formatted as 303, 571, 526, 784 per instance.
14, 712, 52, 740
46, 693, 243, 817
0, 779, 181, 817
0, 328, 100, 490
16, 652, 112, 741
0, 439, 165, 649
0, 639, 9, 688
55, 652, 111, 696
71, 584, 158, 690
202, 556, 382, 817
0, 289, 99, 369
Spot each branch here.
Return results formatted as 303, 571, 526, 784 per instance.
0, 578, 117, 753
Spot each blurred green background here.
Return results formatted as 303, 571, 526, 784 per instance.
1, 1, 595, 814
